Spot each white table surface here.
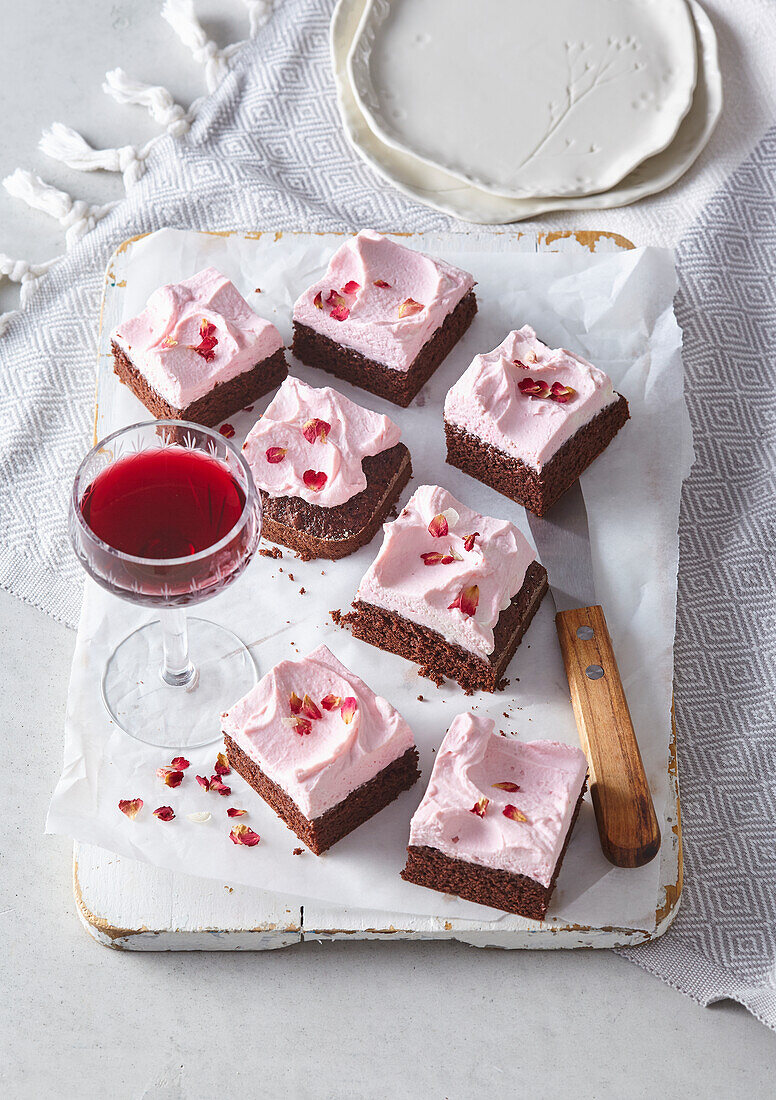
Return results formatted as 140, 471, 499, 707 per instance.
1, 2, 775, 1096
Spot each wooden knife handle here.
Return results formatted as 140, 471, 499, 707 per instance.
555, 605, 660, 868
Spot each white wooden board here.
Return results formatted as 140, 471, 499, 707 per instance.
73, 229, 682, 951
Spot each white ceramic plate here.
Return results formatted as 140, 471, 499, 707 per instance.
347, 0, 698, 199
332, 0, 721, 224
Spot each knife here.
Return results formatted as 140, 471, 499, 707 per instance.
527, 482, 661, 868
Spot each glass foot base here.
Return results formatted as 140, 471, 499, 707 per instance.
101, 617, 256, 749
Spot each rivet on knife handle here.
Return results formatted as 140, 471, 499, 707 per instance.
555, 605, 661, 869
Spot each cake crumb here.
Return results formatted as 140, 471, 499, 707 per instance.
503, 712, 509, 719
254, 287, 261, 293
299, 587, 306, 595
330, 609, 343, 625
321, 570, 326, 576
292, 847, 304, 856
259, 546, 282, 559
288, 573, 295, 582
417, 694, 424, 702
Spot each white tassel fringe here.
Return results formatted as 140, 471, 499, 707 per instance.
162, 0, 242, 93
3, 169, 115, 250
0, 254, 58, 335
39, 123, 149, 189
103, 69, 192, 137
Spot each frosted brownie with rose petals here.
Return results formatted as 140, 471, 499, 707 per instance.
444, 326, 629, 516
222, 644, 419, 854
291, 230, 477, 407
337, 485, 547, 694
111, 267, 287, 427
243, 376, 411, 560
401, 713, 587, 920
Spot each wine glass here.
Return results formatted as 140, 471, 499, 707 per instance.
69, 420, 262, 749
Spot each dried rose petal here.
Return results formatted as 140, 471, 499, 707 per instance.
187, 811, 211, 823
230, 823, 261, 847
448, 584, 479, 617
321, 693, 342, 711
513, 359, 529, 369
421, 551, 445, 566
330, 304, 349, 321
153, 805, 175, 821
170, 756, 190, 771
160, 336, 178, 348
209, 776, 231, 797
196, 775, 211, 791
219, 423, 235, 439
550, 382, 576, 404
301, 694, 322, 720
492, 781, 520, 792
446, 545, 463, 562
326, 290, 350, 322
469, 797, 489, 818
313, 291, 323, 310
118, 798, 143, 820
189, 318, 218, 361
518, 377, 551, 399
463, 532, 479, 553
303, 470, 327, 492
266, 446, 288, 464
398, 298, 424, 319
283, 715, 312, 736
214, 752, 230, 776
341, 280, 360, 295
503, 804, 528, 822
340, 697, 357, 725
156, 766, 184, 788
227, 807, 248, 818
427, 513, 449, 539
373, 279, 391, 288
302, 418, 331, 445
289, 691, 303, 715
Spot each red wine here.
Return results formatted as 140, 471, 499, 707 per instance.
80, 447, 246, 559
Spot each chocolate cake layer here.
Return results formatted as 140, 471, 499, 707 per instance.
291, 290, 477, 408
445, 394, 629, 516
259, 442, 412, 561
111, 341, 288, 427
224, 735, 420, 855
401, 780, 587, 920
338, 560, 548, 694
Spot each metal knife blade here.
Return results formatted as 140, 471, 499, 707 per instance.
526, 481, 596, 612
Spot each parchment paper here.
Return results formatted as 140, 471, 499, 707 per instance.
47, 229, 690, 926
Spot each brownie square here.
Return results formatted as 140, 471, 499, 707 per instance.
221, 644, 420, 854
444, 325, 629, 515
337, 485, 548, 693
244, 375, 412, 561
291, 230, 477, 407
401, 715, 588, 919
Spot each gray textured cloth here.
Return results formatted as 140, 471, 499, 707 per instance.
1, 0, 774, 1027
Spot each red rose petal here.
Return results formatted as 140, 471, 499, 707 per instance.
448, 584, 479, 617
492, 781, 520, 792
230, 823, 261, 846
469, 797, 489, 818
321, 693, 342, 711
517, 377, 551, 399
156, 766, 184, 788
295, 717, 312, 736
196, 775, 211, 791
302, 418, 331, 445
301, 693, 322, 720
330, 304, 350, 321
341, 280, 360, 295
209, 775, 231, 796
303, 470, 327, 492
340, 697, 357, 725
398, 298, 424, 319
266, 446, 288, 464
513, 359, 529, 369
503, 804, 528, 822
153, 806, 175, 821
189, 318, 218, 362
227, 807, 248, 818
427, 513, 449, 538
118, 798, 143, 820
550, 382, 576, 404
170, 757, 190, 771
373, 279, 391, 288
313, 291, 323, 310
219, 423, 236, 439
214, 752, 231, 776
289, 691, 303, 715
421, 551, 445, 565
463, 532, 480, 553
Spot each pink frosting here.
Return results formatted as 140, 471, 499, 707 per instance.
221, 644, 415, 821
444, 326, 617, 470
356, 485, 535, 660
292, 230, 475, 372
112, 267, 284, 409
242, 376, 402, 508
408, 714, 588, 891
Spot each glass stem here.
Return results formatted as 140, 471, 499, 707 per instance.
159, 608, 196, 687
